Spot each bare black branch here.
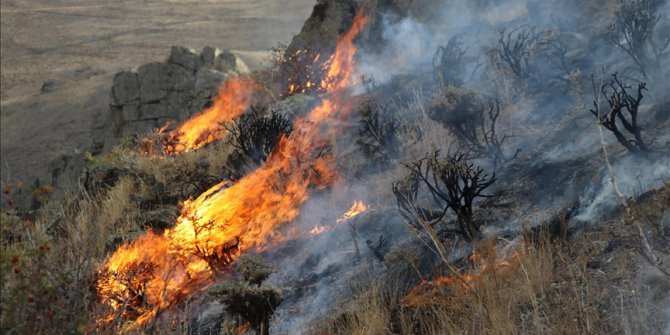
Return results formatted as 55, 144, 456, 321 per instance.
609, 0, 669, 81
431, 87, 519, 168
222, 106, 294, 169
591, 73, 649, 153
393, 151, 496, 241
357, 99, 401, 165
495, 25, 540, 80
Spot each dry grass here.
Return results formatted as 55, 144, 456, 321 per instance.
319, 187, 670, 335
1, 128, 245, 334
320, 234, 652, 335
0, 173, 149, 334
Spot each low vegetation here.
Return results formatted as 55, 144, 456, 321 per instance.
2, 0, 670, 334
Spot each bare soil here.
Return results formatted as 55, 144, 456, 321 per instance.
0, 0, 313, 183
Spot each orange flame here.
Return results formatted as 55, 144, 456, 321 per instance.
336, 200, 369, 224
310, 200, 369, 235
161, 77, 257, 154
95, 12, 368, 331
402, 242, 523, 307
309, 226, 329, 235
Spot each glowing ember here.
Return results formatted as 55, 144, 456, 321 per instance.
402, 244, 523, 307
336, 200, 369, 224
94, 11, 368, 331
309, 200, 369, 235
160, 77, 257, 154
309, 226, 329, 235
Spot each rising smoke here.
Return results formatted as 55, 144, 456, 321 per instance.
266, 0, 670, 332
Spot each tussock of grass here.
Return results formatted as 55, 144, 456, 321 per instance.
320, 187, 670, 335
321, 232, 653, 335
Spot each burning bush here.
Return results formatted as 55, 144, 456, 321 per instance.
210, 255, 281, 335
430, 87, 518, 168
393, 151, 496, 241
590, 73, 649, 153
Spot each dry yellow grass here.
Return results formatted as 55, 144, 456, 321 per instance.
320, 187, 670, 335
320, 233, 649, 335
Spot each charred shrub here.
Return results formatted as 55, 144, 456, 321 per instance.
430, 87, 518, 168
357, 98, 401, 165
433, 35, 469, 86
210, 255, 281, 335
609, 0, 669, 81
494, 25, 540, 81
591, 73, 649, 153
223, 106, 293, 169
393, 151, 496, 241
429, 86, 485, 125
494, 25, 580, 91
533, 30, 577, 91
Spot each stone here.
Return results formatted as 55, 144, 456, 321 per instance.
165, 91, 192, 119
201, 46, 218, 67
214, 50, 237, 72
214, 50, 250, 75
122, 120, 159, 137
195, 67, 229, 99
169, 64, 197, 92
140, 102, 169, 120
168, 45, 202, 71
110, 105, 125, 134
95, 45, 249, 155
41, 80, 56, 93
111, 71, 140, 105
138, 62, 172, 103
122, 102, 141, 122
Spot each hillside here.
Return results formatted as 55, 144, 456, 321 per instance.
0, 0, 313, 184
1, 0, 669, 334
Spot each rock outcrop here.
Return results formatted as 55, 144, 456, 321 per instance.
91, 45, 250, 155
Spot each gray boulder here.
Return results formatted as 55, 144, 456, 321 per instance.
111, 71, 140, 105
138, 62, 173, 103
168, 45, 202, 71
94, 45, 251, 154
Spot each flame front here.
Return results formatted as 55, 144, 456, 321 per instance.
95, 12, 368, 331
161, 77, 257, 154
402, 244, 523, 307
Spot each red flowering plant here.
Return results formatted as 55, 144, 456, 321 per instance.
0, 243, 81, 334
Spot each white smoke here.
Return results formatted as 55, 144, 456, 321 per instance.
577, 154, 670, 222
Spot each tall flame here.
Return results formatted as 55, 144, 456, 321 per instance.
95, 12, 368, 331
163, 77, 257, 154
